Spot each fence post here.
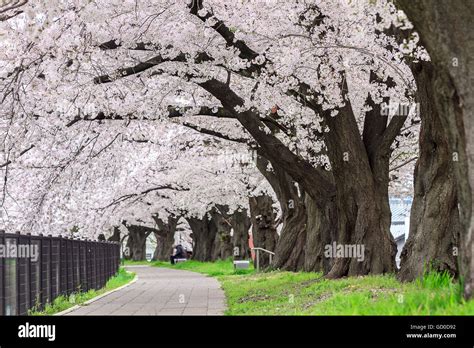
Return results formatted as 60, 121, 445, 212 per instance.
82, 239, 86, 291
60, 235, 67, 296
99, 242, 103, 288
106, 242, 110, 280
98, 241, 102, 289
72, 238, 79, 291
117, 243, 120, 273
51, 235, 60, 300
47, 234, 53, 305
93, 241, 98, 290
86, 238, 92, 290
18, 232, 30, 315
30, 234, 43, 311
72, 238, 76, 292
86, 239, 91, 291
104, 242, 107, 286
78, 238, 83, 291
101, 242, 106, 287
39, 234, 45, 309
15, 232, 20, 315
67, 237, 73, 294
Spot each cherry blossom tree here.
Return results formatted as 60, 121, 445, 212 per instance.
4, 0, 466, 281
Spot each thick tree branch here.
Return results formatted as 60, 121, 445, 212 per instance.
93, 52, 212, 84
379, 115, 408, 151
197, 78, 335, 200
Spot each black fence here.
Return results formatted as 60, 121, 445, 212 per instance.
0, 231, 121, 315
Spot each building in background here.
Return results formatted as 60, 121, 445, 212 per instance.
389, 197, 412, 268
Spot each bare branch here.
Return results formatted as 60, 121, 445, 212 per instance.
0, 144, 35, 168
390, 156, 418, 172
66, 106, 236, 127
99, 185, 190, 210
180, 121, 250, 144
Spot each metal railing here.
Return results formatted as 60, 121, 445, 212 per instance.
251, 247, 275, 272
0, 231, 120, 315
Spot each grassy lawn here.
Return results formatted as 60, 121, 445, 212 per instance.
152, 259, 254, 276
29, 267, 135, 315
152, 260, 474, 315
122, 259, 153, 266
124, 258, 254, 276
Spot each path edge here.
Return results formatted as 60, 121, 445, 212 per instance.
54, 271, 138, 316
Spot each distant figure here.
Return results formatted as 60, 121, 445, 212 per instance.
170, 244, 187, 265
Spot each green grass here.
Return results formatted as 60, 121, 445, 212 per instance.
153, 260, 474, 315
152, 258, 254, 276
122, 259, 153, 266
29, 267, 135, 316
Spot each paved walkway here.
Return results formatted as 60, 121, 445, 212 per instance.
65, 266, 226, 316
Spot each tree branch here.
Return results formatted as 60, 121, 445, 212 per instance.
93, 52, 212, 84
100, 185, 189, 210
0, 144, 35, 169
180, 121, 250, 144
390, 156, 418, 172
65, 105, 236, 127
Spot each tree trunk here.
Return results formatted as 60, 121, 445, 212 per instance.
397, 0, 474, 299
255, 154, 306, 271
125, 226, 151, 261
107, 226, 121, 242
399, 61, 460, 280
210, 206, 233, 260
152, 215, 179, 261
304, 195, 338, 273
153, 233, 175, 261
229, 209, 251, 260
324, 98, 399, 278
249, 194, 278, 269
186, 214, 217, 262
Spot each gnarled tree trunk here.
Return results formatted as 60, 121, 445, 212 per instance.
399, 61, 460, 280
255, 154, 306, 271
249, 194, 278, 269
186, 214, 217, 262
210, 205, 233, 260
397, 0, 474, 299
107, 226, 121, 242
304, 195, 337, 273
324, 89, 401, 278
152, 215, 179, 261
230, 209, 251, 260
124, 224, 157, 261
